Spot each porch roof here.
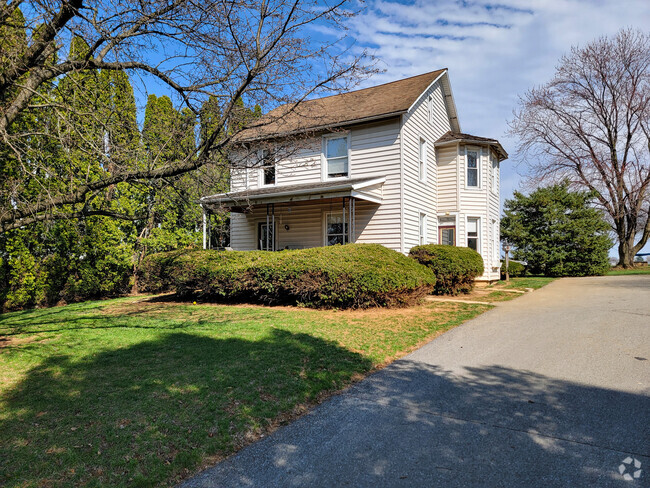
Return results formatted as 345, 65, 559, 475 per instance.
200, 176, 385, 211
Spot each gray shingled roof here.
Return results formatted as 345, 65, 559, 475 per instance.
435, 131, 508, 160
235, 69, 447, 142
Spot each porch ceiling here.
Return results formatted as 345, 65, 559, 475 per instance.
201, 176, 385, 212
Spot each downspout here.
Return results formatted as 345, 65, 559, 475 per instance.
202, 204, 207, 250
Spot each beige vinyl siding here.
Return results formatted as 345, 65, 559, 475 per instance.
230, 212, 257, 250
401, 78, 452, 252
349, 120, 401, 251
436, 144, 458, 212
230, 166, 248, 191
275, 140, 322, 186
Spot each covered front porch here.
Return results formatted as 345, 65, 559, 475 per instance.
200, 177, 385, 251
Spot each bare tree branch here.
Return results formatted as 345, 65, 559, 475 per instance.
510, 28, 650, 267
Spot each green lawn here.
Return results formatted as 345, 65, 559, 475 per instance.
607, 266, 650, 276
0, 297, 489, 487
493, 276, 557, 290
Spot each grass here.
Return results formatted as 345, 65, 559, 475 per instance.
475, 291, 519, 302
0, 297, 489, 487
607, 266, 650, 276
492, 276, 557, 290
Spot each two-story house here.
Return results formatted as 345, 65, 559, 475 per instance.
200, 69, 508, 281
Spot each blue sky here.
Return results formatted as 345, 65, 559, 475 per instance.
343, 0, 650, 256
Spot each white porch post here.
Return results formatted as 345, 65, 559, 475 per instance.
202, 205, 207, 250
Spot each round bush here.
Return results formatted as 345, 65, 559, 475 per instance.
500, 260, 526, 279
409, 245, 484, 295
138, 244, 436, 309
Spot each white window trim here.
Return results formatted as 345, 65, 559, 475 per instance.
466, 216, 480, 251
419, 137, 427, 183
465, 146, 480, 190
258, 149, 277, 187
321, 132, 351, 181
419, 212, 427, 246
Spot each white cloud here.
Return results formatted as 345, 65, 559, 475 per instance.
347, 0, 650, 254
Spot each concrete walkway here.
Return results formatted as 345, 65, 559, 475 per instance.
181, 276, 650, 487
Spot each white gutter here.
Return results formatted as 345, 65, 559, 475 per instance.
202, 177, 386, 204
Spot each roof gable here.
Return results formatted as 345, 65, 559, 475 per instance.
235, 69, 449, 142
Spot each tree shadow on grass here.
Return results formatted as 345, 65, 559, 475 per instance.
0, 329, 372, 487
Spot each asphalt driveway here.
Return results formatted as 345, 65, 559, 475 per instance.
181, 275, 650, 487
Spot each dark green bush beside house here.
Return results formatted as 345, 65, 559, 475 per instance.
501, 183, 612, 277
409, 245, 484, 295
500, 260, 526, 279
139, 244, 437, 309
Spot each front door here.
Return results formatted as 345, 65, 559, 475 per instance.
258, 222, 275, 250
439, 226, 456, 246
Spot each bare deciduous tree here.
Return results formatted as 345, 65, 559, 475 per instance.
510, 28, 650, 267
0, 0, 371, 232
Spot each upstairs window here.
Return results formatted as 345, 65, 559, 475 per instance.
467, 150, 479, 188
325, 135, 349, 178
419, 138, 427, 182
260, 149, 275, 186
491, 156, 498, 193
467, 217, 479, 251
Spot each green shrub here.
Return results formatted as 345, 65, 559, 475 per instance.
409, 245, 484, 295
500, 260, 526, 279
138, 244, 436, 309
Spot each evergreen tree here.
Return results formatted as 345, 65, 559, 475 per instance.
501, 183, 612, 277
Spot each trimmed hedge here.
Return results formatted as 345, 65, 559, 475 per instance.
409, 245, 484, 295
138, 244, 436, 309
501, 260, 526, 279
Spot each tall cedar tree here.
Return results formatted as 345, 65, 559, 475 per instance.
501, 183, 612, 277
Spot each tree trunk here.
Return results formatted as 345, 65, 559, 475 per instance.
617, 238, 636, 268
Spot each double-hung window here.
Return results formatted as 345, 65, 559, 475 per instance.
491, 156, 498, 194
419, 138, 427, 182
260, 149, 275, 186
467, 150, 479, 188
325, 135, 349, 178
467, 217, 479, 251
